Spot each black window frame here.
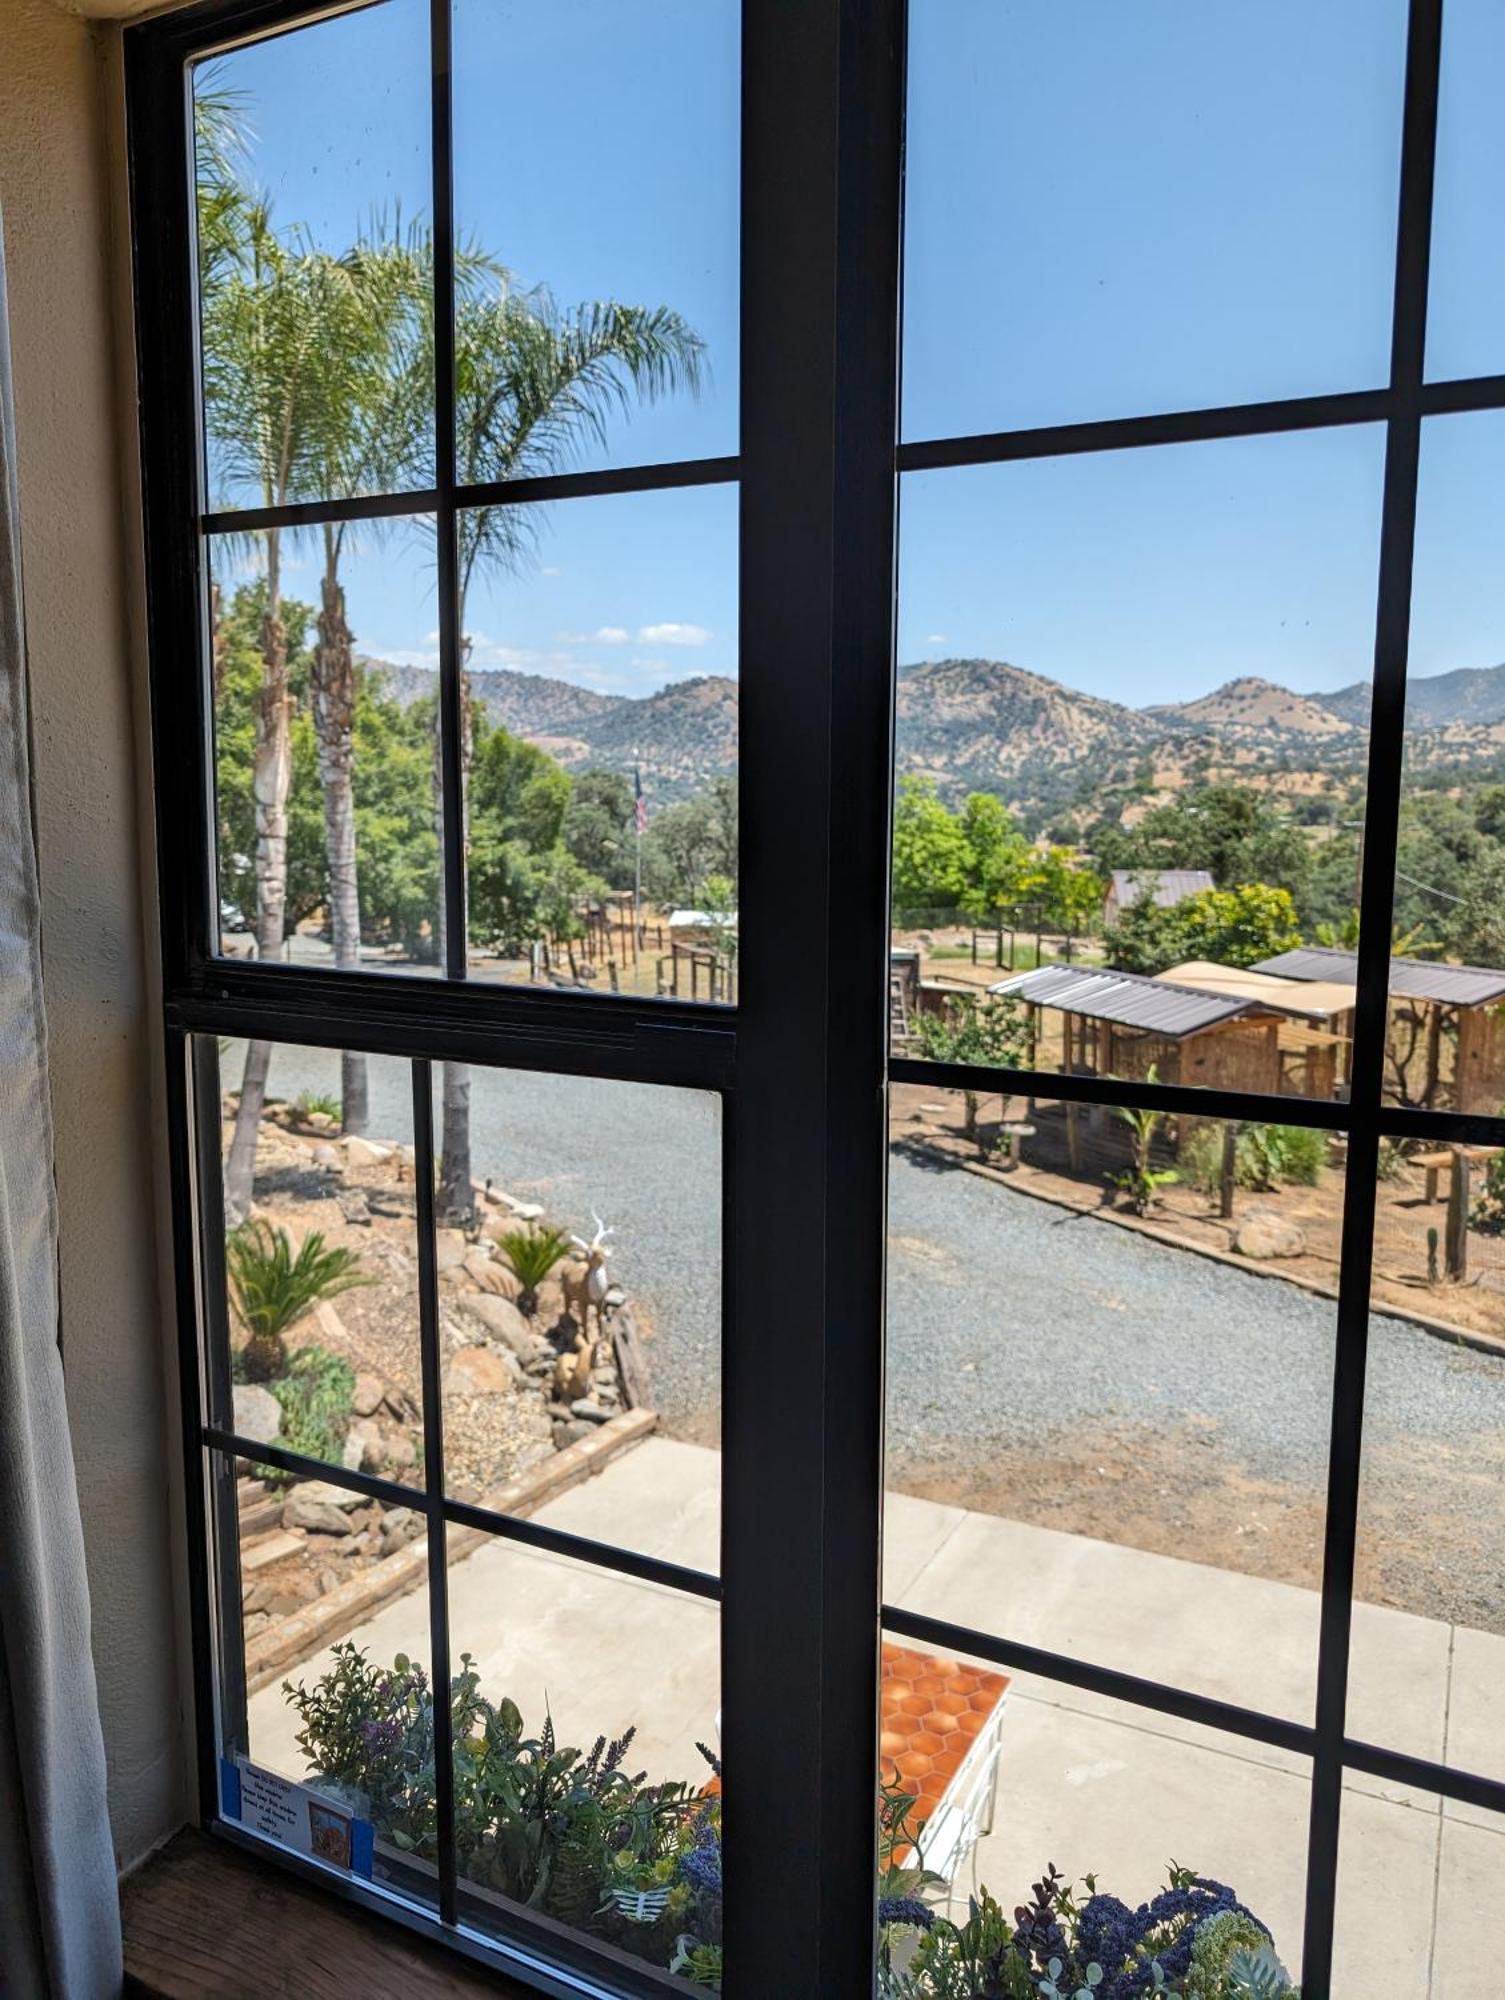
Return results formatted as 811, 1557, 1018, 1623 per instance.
125, 1, 1505, 1994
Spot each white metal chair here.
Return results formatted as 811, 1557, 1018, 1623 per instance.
915, 1697, 1007, 1912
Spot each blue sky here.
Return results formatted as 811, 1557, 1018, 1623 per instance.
199, 0, 1504, 709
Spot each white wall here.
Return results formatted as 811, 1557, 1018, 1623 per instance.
0, 0, 191, 1873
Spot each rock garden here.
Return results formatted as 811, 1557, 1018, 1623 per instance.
224, 1092, 653, 1675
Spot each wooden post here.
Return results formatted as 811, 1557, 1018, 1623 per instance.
1220, 1123, 1238, 1220
1066, 1101, 1081, 1173
995, 918, 1003, 968
1446, 1146, 1470, 1281
1425, 1003, 1442, 1109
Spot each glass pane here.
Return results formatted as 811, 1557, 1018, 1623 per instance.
452, 0, 738, 478
1352, 1151, 1505, 1777
454, 485, 738, 999
886, 1084, 1339, 1718
1385, 412, 1505, 1110
902, 0, 1405, 439
217, 1450, 438, 1909
449, 1537, 721, 1983
213, 1038, 426, 1486
876, 1649, 1308, 1993
1335, 1783, 1505, 1996
192, 1, 434, 510
433, 1063, 722, 1567
892, 428, 1387, 1098
210, 523, 443, 975
1426, 0, 1505, 383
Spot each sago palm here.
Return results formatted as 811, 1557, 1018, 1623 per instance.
225, 1219, 371, 1382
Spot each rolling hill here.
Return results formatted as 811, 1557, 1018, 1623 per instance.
361, 652, 1505, 825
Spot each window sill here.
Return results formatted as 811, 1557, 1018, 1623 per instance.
122, 1827, 535, 1998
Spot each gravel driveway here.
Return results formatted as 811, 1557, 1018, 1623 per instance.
236, 1041, 1505, 1625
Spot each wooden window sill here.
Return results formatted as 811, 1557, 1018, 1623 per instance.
122, 1827, 534, 1997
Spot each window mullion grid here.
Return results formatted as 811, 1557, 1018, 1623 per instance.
411, 1058, 459, 1924
1300, 2, 1442, 1991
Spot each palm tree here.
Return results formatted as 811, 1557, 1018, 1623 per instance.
301, 222, 433, 1135
203, 215, 361, 1219
433, 275, 706, 1223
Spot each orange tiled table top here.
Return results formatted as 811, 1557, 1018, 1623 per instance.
879, 1642, 1009, 1828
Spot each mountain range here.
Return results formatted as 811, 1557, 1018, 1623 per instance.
364, 655, 1505, 823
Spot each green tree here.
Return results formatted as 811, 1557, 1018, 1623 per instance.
562, 769, 637, 886
891, 776, 973, 915
1094, 785, 1313, 910
1103, 882, 1302, 975
640, 777, 738, 909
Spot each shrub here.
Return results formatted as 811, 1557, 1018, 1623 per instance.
294, 1090, 341, 1123
225, 1220, 372, 1380
1177, 1124, 1326, 1202
267, 1346, 355, 1485
498, 1223, 573, 1314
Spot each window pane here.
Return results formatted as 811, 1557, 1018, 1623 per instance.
448, 1537, 721, 1982
433, 1064, 722, 1569
885, 1085, 1338, 1718
1385, 412, 1505, 1110
454, 485, 738, 999
209, 524, 443, 975
1426, 0, 1505, 384
892, 429, 1386, 1099
1352, 1151, 1505, 1777
213, 1039, 427, 1488
876, 1646, 1309, 1993
192, 1, 435, 510
902, 0, 1405, 439
453, 0, 739, 475
1335, 1783, 1505, 1996
220, 1452, 439, 1910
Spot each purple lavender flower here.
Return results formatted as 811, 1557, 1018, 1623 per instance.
878, 1897, 935, 1931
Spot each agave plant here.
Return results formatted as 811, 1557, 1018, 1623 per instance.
226, 1219, 371, 1380
498, 1223, 573, 1316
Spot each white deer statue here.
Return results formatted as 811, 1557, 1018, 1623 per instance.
561, 1213, 614, 1344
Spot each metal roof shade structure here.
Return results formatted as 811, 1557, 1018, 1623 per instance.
1155, 959, 1358, 1022
1253, 945, 1505, 1008
990, 963, 1267, 1038
1105, 867, 1216, 911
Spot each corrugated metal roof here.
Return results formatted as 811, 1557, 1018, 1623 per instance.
1107, 868, 1216, 911
990, 964, 1257, 1037
1253, 946, 1505, 1007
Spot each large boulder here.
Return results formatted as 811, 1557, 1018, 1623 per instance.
233, 1384, 282, 1447
450, 1343, 522, 1395
463, 1292, 540, 1359
435, 1229, 469, 1274
1234, 1210, 1307, 1260
342, 1136, 392, 1168
283, 1486, 358, 1535
351, 1373, 385, 1418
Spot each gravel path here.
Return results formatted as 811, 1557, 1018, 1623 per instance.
235, 1042, 1505, 1624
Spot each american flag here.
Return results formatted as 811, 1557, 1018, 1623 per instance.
634, 766, 648, 836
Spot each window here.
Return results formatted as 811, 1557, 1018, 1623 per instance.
127, 0, 1505, 1994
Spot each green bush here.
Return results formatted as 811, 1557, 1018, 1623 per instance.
498, 1223, 573, 1314
226, 1219, 371, 1379
1177, 1123, 1326, 1199
267, 1345, 356, 1484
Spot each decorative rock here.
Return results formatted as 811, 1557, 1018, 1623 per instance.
265, 1578, 320, 1616
435, 1229, 469, 1274
1234, 1211, 1307, 1260
504, 1199, 545, 1223
304, 1110, 339, 1135
464, 1293, 537, 1358
463, 1247, 523, 1301
553, 1419, 591, 1448
243, 1610, 271, 1639
336, 1188, 372, 1226
311, 1144, 341, 1168
341, 1432, 366, 1472
380, 1431, 418, 1471
282, 1491, 355, 1536
569, 1398, 612, 1425
378, 1505, 422, 1552
351, 1374, 385, 1419
343, 1136, 392, 1167
232, 1384, 282, 1447
450, 1343, 522, 1394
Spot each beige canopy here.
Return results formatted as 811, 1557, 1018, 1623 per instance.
1155, 959, 1357, 1022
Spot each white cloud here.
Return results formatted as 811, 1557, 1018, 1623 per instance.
595, 625, 631, 643
926, 633, 947, 645
540, 565, 561, 577
638, 622, 711, 646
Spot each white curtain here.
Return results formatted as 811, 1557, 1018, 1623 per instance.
0, 219, 122, 1996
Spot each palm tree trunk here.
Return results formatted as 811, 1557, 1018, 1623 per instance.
313, 529, 368, 1136
224, 530, 291, 1222
435, 647, 475, 1224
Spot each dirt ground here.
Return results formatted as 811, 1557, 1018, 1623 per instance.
891, 1081, 1505, 1350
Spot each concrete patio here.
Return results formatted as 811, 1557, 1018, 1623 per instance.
249, 1438, 1505, 1994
